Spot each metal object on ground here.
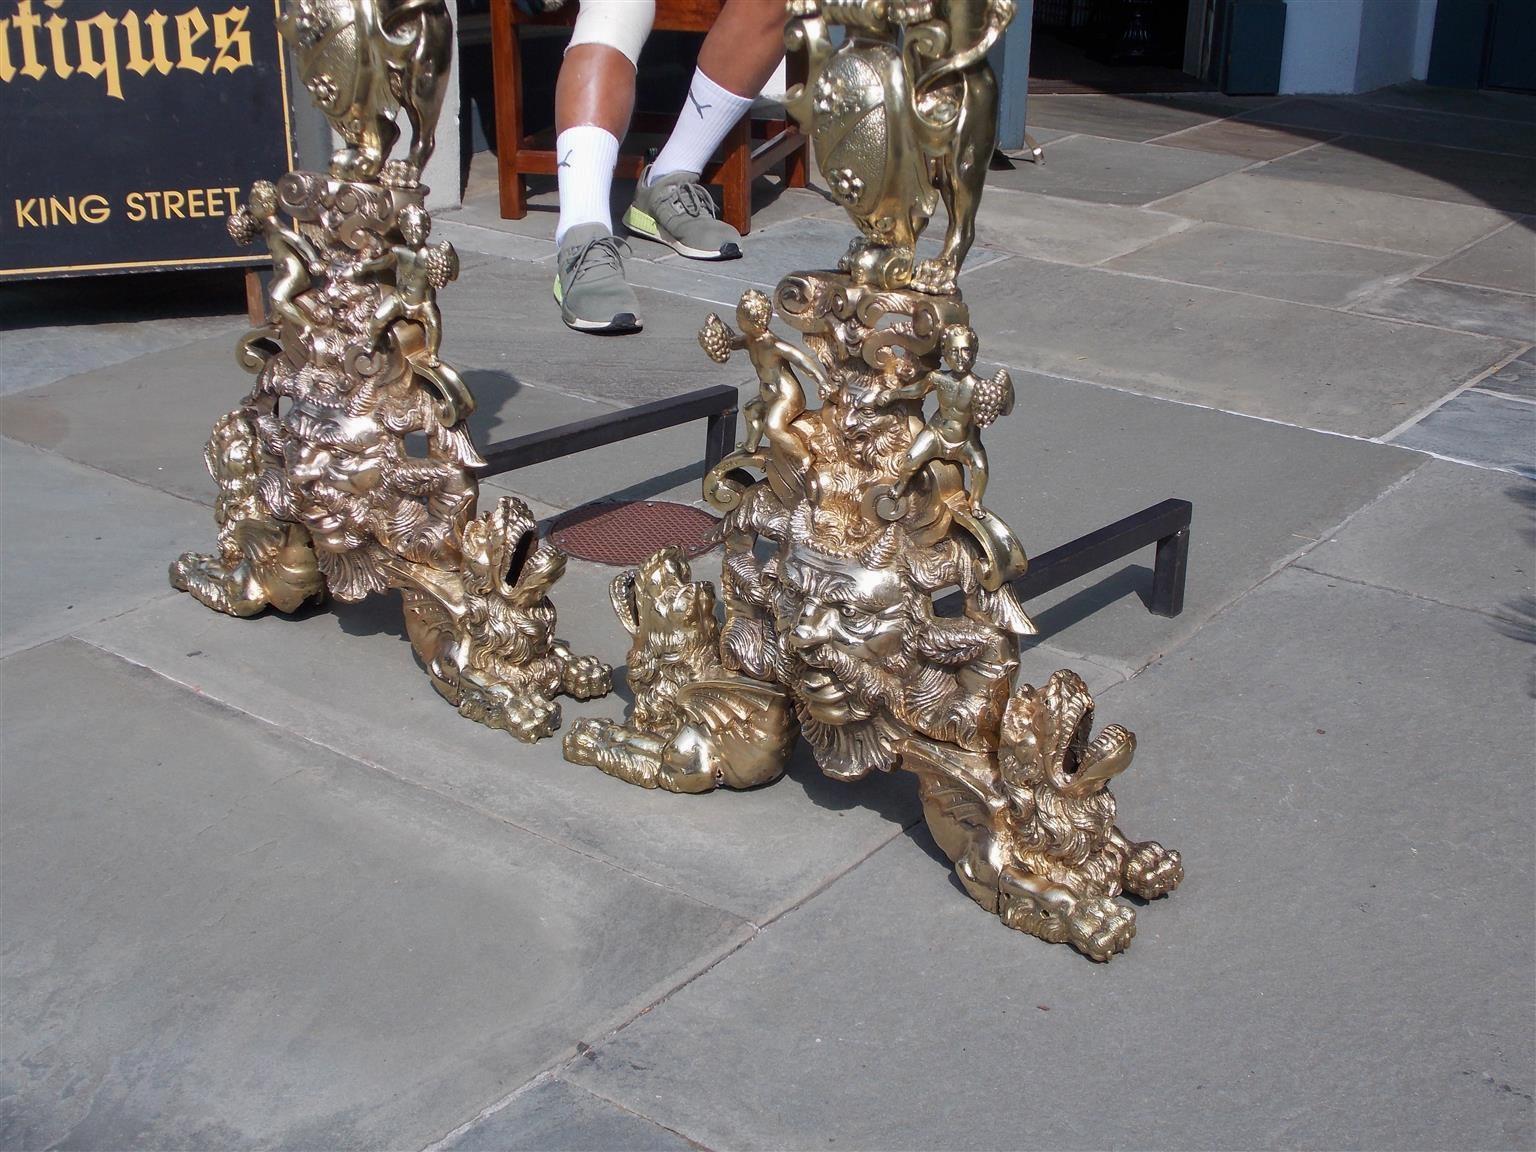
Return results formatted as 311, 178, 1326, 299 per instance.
564, 0, 1183, 960
549, 501, 721, 566
476, 385, 740, 479
171, 0, 611, 742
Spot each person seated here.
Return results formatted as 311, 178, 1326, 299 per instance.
546, 0, 787, 334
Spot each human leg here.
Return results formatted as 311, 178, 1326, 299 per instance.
625, 0, 786, 258
551, 0, 655, 332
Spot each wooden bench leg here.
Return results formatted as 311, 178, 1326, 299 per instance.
784, 53, 810, 190
785, 135, 810, 189
489, 0, 528, 220
243, 268, 268, 327
720, 119, 751, 235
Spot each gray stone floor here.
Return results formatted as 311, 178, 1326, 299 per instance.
2, 84, 1532, 1150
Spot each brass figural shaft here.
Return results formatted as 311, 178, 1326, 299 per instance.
172, 0, 612, 740
565, 0, 1183, 960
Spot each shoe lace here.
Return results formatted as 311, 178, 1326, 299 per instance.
565, 234, 631, 285
663, 180, 718, 220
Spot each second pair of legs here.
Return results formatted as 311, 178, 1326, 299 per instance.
550, 0, 787, 334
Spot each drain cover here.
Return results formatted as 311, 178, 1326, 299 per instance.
548, 500, 720, 566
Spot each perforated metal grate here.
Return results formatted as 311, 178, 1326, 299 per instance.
549, 500, 721, 566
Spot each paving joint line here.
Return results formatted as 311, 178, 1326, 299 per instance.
1066, 256, 1525, 338
0, 588, 185, 664
481, 815, 926, 1137
0, 430, 216, 510
70, 635, 749, 922
551, 1078, 715, 1151
1412, 273, 1536, 300
1375, 342, 1534, 442
1099, 458, 1435, 688
1470, 386, 1536, 407
1232, 119, 1536, 162
979, 355, 1419, 450
1288, 562, 1534, 626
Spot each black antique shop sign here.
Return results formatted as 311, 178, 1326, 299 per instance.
0, 0, 294, 280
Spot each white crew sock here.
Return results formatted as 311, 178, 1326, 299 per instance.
650, 68, 755, 182
555, 124, 620, 245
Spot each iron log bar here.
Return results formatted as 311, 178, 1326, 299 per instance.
477, 384, 739, 476
936, 498, 1193, 619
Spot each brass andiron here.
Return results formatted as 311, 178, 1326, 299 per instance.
171, 0, 611, 741
565, 0, 1181, 959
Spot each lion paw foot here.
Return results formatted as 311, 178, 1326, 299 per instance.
169, 553, 264, 617
561, 654, 613, 701
1123, 840, 1183, 899
563, 717, 617, 765
999, 875, 1136, 961
460, 684, 560, 743
1068, 897, 1138, 963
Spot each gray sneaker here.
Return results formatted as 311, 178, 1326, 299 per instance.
554, 224, 642, 334
624, 166, 743, 260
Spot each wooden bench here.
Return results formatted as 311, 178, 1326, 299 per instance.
487, 0, 809, 234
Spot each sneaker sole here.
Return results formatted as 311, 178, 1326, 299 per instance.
553, 278, 643, 333
623, 205, 742, 261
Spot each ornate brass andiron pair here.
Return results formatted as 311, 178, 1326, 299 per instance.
563, 0, 1183, 960
171, 0, 611, 740
174, 0, 1181, 959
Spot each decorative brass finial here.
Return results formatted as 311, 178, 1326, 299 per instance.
565, 0, 1181, 959
172, 1, 611, 741
278, 0, 455, 188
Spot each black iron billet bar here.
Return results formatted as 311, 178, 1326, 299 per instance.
477, 384, 740, 476
1150, 524, 1190, 617
704, 405, 739, 475
474, 379, 1188, 620
936, 498, 1193, 619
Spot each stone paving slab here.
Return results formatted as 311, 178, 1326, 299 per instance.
78, 554, 926, 922
1424, 221, 1536, 295
1297, 459, 1533, 622
0, 315, 245, 397
1483, 347, 1536, 400
0, 323, 729, 512
445, 172, 835, 247
0, 639, 747, 1151
1102, 221, 1423, 307
435, 253, 768, 406
957, 364, 1420, 666
1153, 117, 1335, 161
987, 135, 1250, 206
627, 215, 1011, 309
971, 188, 1193, 267
1239, 97, 1536, 157
1392, 390, 1536, 477
565, 567, 1535, 1151
1255, 136, 1536, 217
964, 256, 1516, 437
1351, 277, 1536, 341
1152, 171, 1518, 256
1026, 93, 1260, 142
0, 437, 209, 659
1358, 82, 1536, 124
439, 1077, 695, 1152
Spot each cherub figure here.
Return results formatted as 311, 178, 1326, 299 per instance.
354, 205, 459, 365
699, 289, 826, 469
879, 324, 1012, 512
228, 180, 322, 338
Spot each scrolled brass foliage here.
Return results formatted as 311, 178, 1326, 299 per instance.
171, 0, 610, 741
564, 0, 1181, 960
